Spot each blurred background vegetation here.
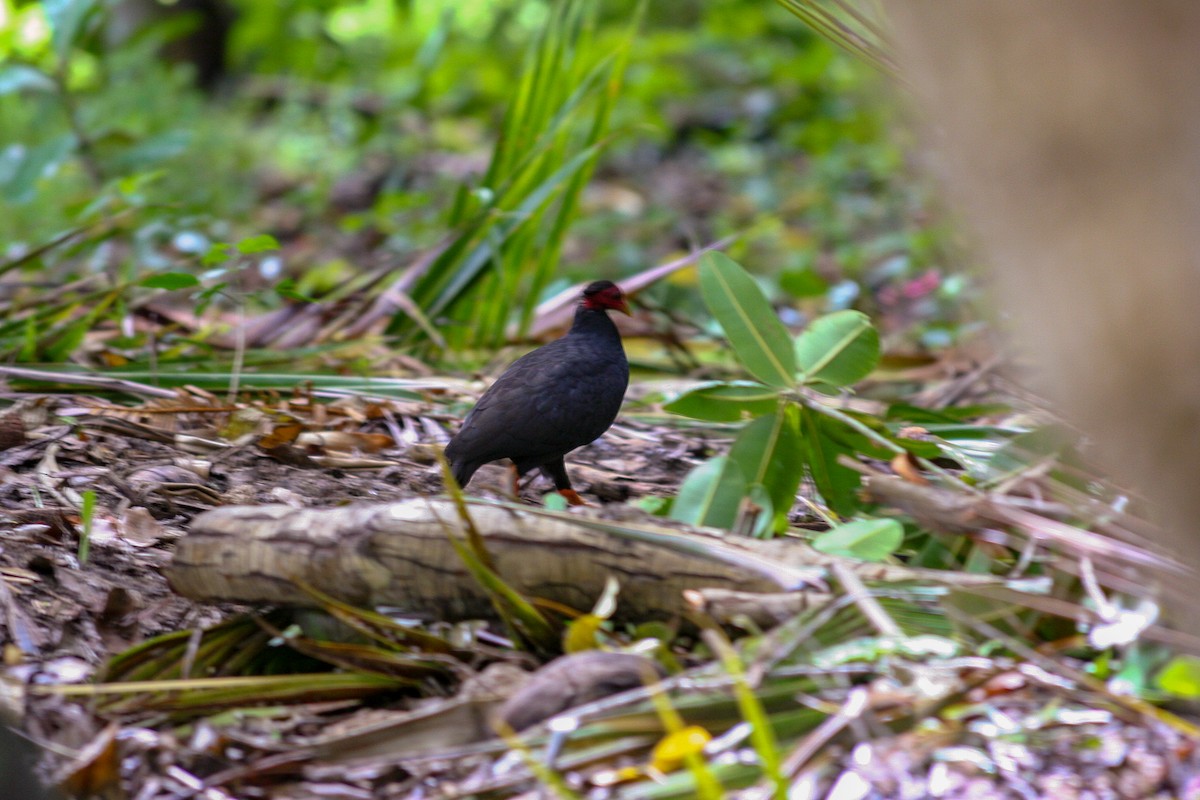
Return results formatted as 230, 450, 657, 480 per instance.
0, 0, 970, 371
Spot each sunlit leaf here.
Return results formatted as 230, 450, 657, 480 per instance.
795, 310, 880, 387
651, 725, 712, 773
699, 252, 796, 388
140, 272, 200, 290
812, 518, 903, 561
664, 381, 779, 422
670, 456, 746, 530
563, 614, 604, 653
1156, 656, 1200, 698
202, 243, 234, 267
236, 234, 281, 254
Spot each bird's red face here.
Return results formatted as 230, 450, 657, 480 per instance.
581, 281, 631, 315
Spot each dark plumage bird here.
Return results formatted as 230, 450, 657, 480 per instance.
445, 280, 630, 506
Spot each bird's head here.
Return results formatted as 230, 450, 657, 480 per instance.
581, 280, 631, 315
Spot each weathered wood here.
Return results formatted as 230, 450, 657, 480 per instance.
169, 500, 826, 623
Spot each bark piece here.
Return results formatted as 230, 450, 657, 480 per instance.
495, 652, 664, 732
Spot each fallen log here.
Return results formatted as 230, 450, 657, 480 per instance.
168, 499, 827, 623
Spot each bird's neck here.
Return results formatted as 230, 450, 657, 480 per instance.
569, 306, 623, 345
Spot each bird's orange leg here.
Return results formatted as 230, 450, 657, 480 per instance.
508, 463, 522, 500
558, 488, 588, 506
541, 457, 589, 506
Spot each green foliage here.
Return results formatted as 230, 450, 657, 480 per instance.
794, 309, 879, 388
699, 252, 796, 388
1156, 655, 1200, 699
398, 0, 643, 352
727, 407, 804, 532
670, 456, 746, 530
811, 518, 903, 561
662, 381, 778, 423
670, 253, 898, 530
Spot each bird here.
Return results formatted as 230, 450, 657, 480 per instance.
445, 280, 630, 506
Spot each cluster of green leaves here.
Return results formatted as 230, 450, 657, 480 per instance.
397, 0, 642, 352
665, 253, 930, 556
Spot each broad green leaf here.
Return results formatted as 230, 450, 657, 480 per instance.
236, 234, 281, 255
1156, 656, 1200, 698
812, 518, 903, 561
670, 456, 746, 530
202, 243, 234, 267
795, 310, 880, 387
801, 406, 862, 516
140, 272, 200, 290
728, 407, 804, 532
699, 253, 796, 388
1, 134, 75, 203
0, 65, 55, 95
664, 381, 779, 422
44, 0, 101, 62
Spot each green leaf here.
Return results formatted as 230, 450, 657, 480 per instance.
44, 314, 92, 362
795, 310, 880, 387
0, 65, 56, 95
670, 456, 746, 530
801, 407, 862, 516
664, 381, 779, 422
43, 0, 102, 62
1, 134, 76, 203
273, 278, 315, 303
236, 234, 281, 255
812, 518, 903, 561
1156, 656, 1200, 698
110, 130, 193, 172
140, 272, 200, 290
202, 243, 234, 267
699, 253, 796, 388
885, 402, 1013, 424
728, 407, 804, 532
19, 317, 37, 362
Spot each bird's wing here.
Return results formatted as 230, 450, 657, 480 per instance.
448, 338, 627, 466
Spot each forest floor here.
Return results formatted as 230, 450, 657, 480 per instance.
2, 364, 1198, 799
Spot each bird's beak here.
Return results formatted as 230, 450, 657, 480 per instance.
616, 298, 632, 316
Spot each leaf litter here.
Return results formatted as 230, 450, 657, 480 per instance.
0, 352, 1198, 799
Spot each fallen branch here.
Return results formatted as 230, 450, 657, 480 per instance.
170, 499, 826, 623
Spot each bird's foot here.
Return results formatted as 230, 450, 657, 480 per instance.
558, 489, 589, 507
